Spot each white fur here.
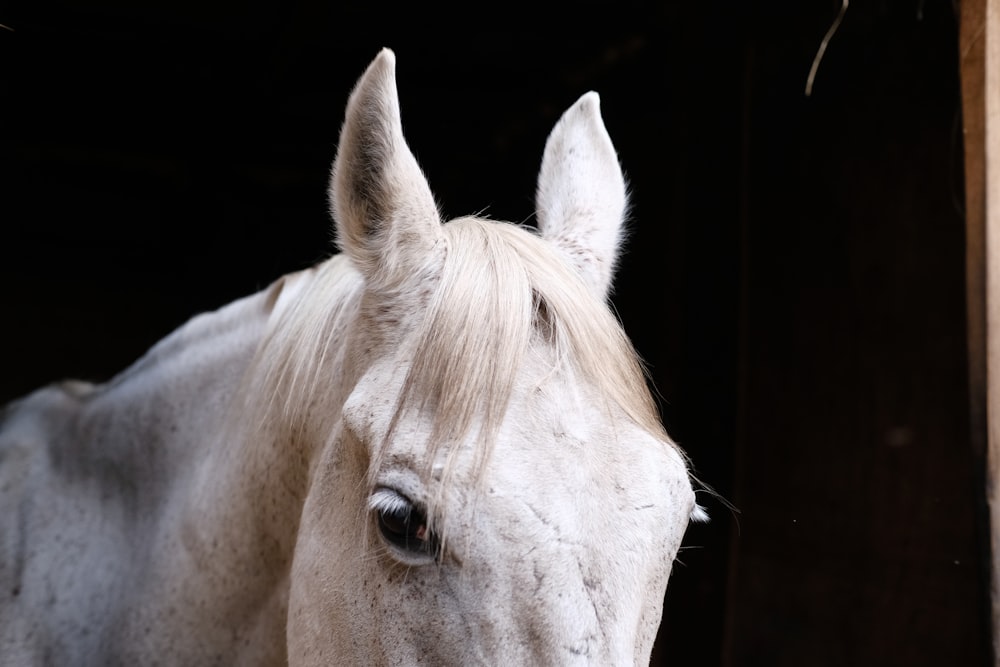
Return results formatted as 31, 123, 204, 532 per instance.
536, 91, 628, 299
0, 48, 697, 666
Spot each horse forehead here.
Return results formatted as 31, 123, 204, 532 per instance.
344, 355, 691, 514
346, 358, 683, 482
494, 419, 687, 517
495, 397, 692, 532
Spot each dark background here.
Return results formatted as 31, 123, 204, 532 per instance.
0, 1, 987, 665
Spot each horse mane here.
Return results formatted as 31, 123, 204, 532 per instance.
390, 217, 671, 482
236, 216, 672, 501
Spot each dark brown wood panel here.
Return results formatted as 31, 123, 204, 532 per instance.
722, 3, 989, 665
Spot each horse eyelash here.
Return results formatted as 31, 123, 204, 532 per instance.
369, 488, 414, 515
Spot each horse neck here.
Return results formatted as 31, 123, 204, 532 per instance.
163, 259, 363, 596
33, 264, 358, 660
78, 267, 327, 570
66, 275, 294, 501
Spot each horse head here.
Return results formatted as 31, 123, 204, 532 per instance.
285, 49, 698, 666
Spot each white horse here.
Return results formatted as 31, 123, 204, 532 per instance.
0, 49, 701, 665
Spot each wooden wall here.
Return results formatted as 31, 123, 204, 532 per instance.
961, 0, 998, 662
715, 2, 987, 664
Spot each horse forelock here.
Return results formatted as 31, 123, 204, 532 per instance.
237, 215, 674, 524
380, 217, 673, 506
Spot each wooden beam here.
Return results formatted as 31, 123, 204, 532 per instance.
961, 0, 998, 662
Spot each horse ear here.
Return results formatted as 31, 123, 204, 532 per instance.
331, 48, 443, 286
535, 92, 628, 300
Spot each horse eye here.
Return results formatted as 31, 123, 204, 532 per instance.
370, 488, 438, 558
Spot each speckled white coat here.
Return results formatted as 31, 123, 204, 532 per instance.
0, 49, 698, 666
